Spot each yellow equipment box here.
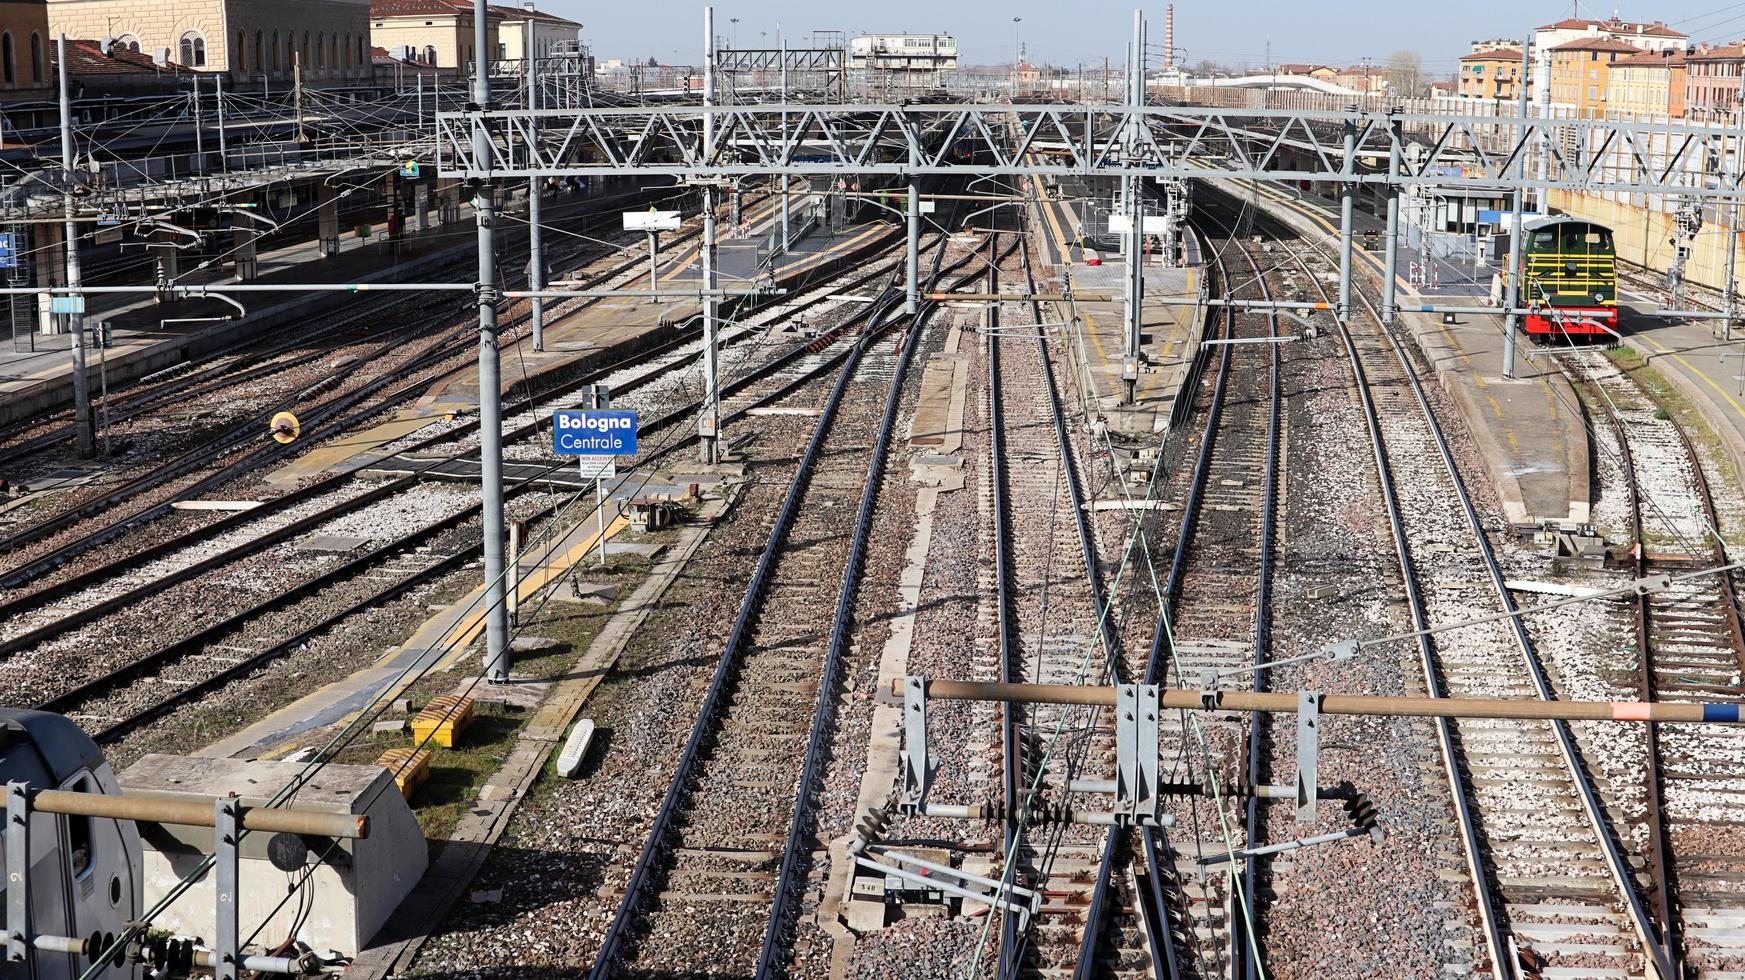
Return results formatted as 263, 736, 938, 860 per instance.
410, 694, 475, 749
374, 746, 432, 799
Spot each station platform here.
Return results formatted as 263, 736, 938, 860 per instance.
1230, 178, 1591, 529
1032, 175, 1206, 438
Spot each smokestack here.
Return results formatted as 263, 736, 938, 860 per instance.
1163, 4, 1175, 68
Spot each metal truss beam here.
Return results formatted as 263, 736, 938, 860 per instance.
436, 103, 1745, 198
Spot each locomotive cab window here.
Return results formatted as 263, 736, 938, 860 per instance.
64, 774, 94, 880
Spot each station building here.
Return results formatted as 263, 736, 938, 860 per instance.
44, 0, 374, 82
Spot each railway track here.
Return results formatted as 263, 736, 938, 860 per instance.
1563, 348, 1745, 978
0, 184, 702, 470
6, 249, 919, 743
1276, 226, 1670, 978
585, 220, 986, 979
0, 189, 878, 590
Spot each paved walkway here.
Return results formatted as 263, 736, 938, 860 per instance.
1032, 175, 1206, 437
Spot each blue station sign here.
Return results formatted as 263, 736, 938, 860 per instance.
551, 409, 638, 456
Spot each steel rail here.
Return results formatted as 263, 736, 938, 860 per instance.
1265, 193, 1671, 979
47, 250, 930, 743
983, 230, 1034, 980
0, 249, 910, 653
1353, 267, 1674, 980
0, 186, 701, 468
1580, 370, 1681, 973
751, 192, 973, 980
588, 234, 991, 979
0, 197, 897, 590
586, 290, 898, 979
1224, 232, 1282, 980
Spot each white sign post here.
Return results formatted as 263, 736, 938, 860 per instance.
551, 386, 637, 568
624, 210, 683, 306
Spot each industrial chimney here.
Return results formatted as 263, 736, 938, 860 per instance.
1163, 4, 1174, 68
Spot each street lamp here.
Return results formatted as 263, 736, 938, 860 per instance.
730, 17, 739, 49
1012, 17, 1022, 93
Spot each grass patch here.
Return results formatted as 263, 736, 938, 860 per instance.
313, 522, 681, 845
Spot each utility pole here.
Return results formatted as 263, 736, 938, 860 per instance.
216, 73, 228, 173
1119, 10, 1144, 405
1502, 39, 1531, 378
191, 78, 204, 166
294, 53, 306, 143
1382, 111, 1402, 325
525, 4, 545, 351
1726, 200, 1738, 342
472, 0, 511, 682
57, 34, 93, 458
780, 39, 790, 252
905, 180, 919, 315
1335, 107, 1357, 328
699, 6, 721, 465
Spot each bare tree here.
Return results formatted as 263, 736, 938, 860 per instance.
1385, 49, 1423, 97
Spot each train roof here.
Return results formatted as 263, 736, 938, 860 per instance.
0, 709, 105, 785
1523, 216, 1607, 231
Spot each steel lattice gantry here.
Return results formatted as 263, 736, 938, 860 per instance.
436, 103, 1745, 198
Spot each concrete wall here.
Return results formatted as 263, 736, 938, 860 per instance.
1550, 188, 1743, 296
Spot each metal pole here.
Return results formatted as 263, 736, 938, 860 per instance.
1725, 200, 1737, 342
293, 54, 305, 143
1338, 110, 1355, 325
1503, 42, 1532, 379
1382, 113, 1401, 325
647, 229, 659, 304
216, 73, 228, 173
417, 72, 424, 124
525, 12, 544, 352
596, 479, 607, 566
213, 798, 240, 980
699, 6, 721, 465
57, 35, 92, 458
780, 39, 790, 252
905, 180, 918, 315
473, 0, 511, 683
191, 79, 204, 165
1120, 9, 1144, 406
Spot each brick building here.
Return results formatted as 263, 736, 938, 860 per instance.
1686, 43, 1745, 123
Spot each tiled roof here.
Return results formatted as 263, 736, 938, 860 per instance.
489, 4, 579, 26
1688, 43, 1745, 61
1538, 17, 1686, 38
1461, 48, 1523, 62
371, 0, 504, 19
1613, 49, 1686, 67
55, 39, 191, 76
1550, 37, 1645, 53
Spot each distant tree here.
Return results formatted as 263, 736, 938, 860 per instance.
647, 55, 658, 67
1385, 49, 1423, 97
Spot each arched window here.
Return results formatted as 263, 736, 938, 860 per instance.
355, 36, 363, 65
424, 45, 436, 66
341, 32, 351, 67
29, 33, 41, 82
2, 34, 14, 86
285, 31, 294, 70
178, 31, 205, 67
315, 32, 324, 68
253, 30, 262, 70
115, 33, 141, 53
300, 31, 309, 69
236, 30, 245, 70
271, 31, 279, 71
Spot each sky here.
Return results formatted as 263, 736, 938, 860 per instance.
541, 0, 1745, 76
